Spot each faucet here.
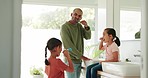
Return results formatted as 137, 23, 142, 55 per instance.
137, 50, 141, 52
133, 54, 141, 57
133, 50, 141, 57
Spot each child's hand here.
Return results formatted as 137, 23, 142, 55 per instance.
100, 37, 104, 41
81, 56, 91, 61
99, 37, 103, 40
99, 61, 102, 64
63, 50, 70, 58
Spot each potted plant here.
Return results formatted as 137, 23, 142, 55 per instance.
135, 28, 141, 39
30, 66, 44, 78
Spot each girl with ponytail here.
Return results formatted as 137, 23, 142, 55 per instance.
86, 28, 121, 78
45, 38, 74, 78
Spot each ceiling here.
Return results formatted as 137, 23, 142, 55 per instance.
23, 0, 98, 6
23, 0, 141, 11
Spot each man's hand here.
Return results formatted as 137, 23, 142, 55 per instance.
80, 20, 88, 27
81, 56, 91, 61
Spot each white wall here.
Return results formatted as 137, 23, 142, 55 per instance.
0, 0, 21, 78
119, 40, 141, 63
141, 0, 148, 77
120, 0, 141, 11
0, 0, 13, 77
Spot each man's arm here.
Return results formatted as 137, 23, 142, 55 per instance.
80, 20, 91, 39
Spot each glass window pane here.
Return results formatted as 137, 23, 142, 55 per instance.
120, 10, 141, 40
21, 4, 96, 78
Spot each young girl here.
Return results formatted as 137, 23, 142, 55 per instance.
86, 28, 120, 78
45, 38, 74, 78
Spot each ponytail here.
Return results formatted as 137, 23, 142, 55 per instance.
105, 28, 121, 47
114, 36, 121, 47
45, 46, 50, 65
44, 38, 62, 65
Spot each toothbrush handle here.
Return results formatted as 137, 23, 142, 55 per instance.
67, 48, 72, 52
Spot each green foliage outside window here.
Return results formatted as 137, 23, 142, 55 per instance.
22, 5, 95, 31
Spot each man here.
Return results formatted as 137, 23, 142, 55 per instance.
60, 8, 91, 78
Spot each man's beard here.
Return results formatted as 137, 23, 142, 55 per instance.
72, 18, 80, 23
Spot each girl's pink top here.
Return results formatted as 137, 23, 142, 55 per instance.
104, 42, 119, 61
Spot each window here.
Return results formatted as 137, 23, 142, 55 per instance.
21, 4, 97, 78
120, 10, 141, 40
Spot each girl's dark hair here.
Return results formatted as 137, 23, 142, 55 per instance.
105, 28, 121, 47
45, 38, 62, 65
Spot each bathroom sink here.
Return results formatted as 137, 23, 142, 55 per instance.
102, 62, 140, 76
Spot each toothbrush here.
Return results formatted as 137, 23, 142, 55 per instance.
67, 48, 72, 52
66, 48, 78, 59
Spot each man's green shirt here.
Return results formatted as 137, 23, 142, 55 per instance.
60, 22, 91, 63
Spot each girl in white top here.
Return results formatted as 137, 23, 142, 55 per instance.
86, 28, 120, 78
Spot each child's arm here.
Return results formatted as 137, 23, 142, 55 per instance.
100, 51, 119, 64
63, 50, 74, 72
45, 65, 50, 76
111, 51, 119, 62
99, 37, 104, 50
